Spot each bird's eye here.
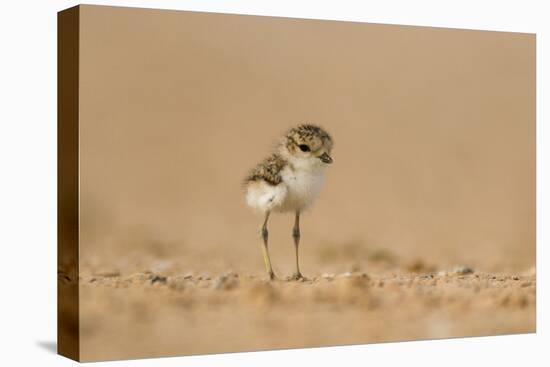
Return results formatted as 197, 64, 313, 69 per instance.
298, 144, 310, 152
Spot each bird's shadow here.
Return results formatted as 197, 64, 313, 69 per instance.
36, 340, 57, 354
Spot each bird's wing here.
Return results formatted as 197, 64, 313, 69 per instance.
244, 154, 289, 211
244, 153, 287, 186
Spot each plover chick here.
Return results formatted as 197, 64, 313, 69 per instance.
243, 124, 333, 280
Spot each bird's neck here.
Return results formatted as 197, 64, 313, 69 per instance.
286, 156, 326, 175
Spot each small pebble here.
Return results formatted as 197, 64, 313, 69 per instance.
151, 275, 167, 284
198, 272, 211, 281
223, 271, 238, 278
452, 266, 474, 275
93, 270, 121, 278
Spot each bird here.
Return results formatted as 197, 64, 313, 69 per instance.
243, 124, 333, 281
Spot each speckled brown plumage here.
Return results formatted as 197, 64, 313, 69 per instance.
244, 153, 287, 186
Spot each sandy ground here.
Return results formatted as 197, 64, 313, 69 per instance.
78, 262, 535, 361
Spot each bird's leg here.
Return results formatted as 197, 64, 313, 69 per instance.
290, 211, 304, 280
260, 211, 276, 280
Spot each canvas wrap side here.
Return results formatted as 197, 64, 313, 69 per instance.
57, 5, 80, 362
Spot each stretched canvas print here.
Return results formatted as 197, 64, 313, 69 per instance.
58, 4, 536, 362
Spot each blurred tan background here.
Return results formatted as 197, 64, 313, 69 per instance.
79, 5, 535, 277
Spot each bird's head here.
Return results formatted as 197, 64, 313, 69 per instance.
278, 124, 333, 168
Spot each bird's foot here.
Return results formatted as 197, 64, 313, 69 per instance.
267, 271, 277, 281
287, 272, 306, 281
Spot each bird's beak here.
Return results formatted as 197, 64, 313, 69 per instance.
319, 152, 333, 164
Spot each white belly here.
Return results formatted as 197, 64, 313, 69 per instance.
278, 166, 325, 212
